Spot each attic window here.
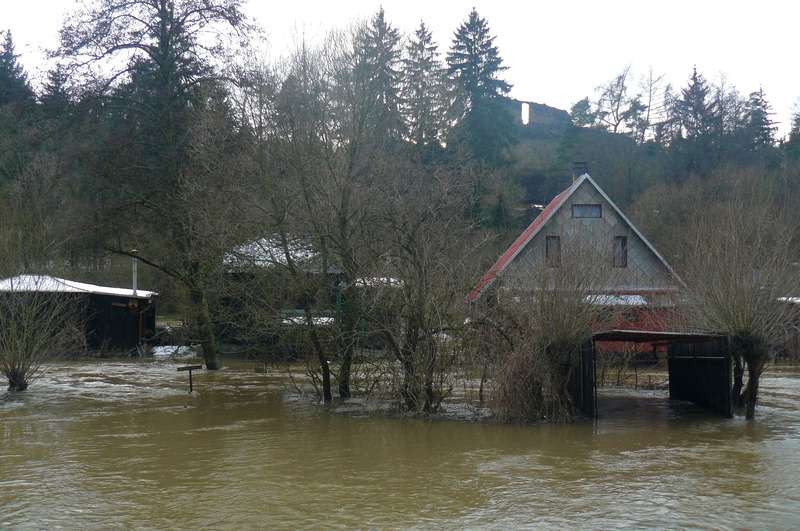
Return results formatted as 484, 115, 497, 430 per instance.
546, 236, 561, 267
572, 204, 602, 218
614, 236, 628, 268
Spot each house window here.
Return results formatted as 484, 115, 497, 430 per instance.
572, 204, 602, 218
614, 236, 628, 268
546, 236, 561, 267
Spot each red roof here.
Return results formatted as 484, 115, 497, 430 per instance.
466, 187, 571, 303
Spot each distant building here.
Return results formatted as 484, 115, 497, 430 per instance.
0, 275, 157, 350
503, 97, 572, 138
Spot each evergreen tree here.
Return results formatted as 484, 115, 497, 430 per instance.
786, 110, 800, 160
744, 88, 776, 151
671, 67, 719, 176
0, 30, 33, 107
40, 64, 72, 114
446, 9, 515, 164
446, 9, 510, 108
355, 8, 404, 141
400, 21, 447, 159
676, 67, 717, 141
56, 0, 250, 371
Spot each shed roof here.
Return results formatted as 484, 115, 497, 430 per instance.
0, 275, 157, 300
592, 329, 722, 343
466, 173, 682, 303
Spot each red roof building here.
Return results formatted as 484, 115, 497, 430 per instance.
467, 173, 682, 304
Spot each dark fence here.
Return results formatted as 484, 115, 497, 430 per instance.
668, 339, 732, 417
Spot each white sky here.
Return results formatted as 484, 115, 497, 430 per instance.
5, 0, 799, 135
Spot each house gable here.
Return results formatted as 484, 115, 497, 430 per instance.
467, 174, 680, 302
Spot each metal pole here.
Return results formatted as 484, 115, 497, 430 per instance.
592, 340, 598, 420
131, 249, 139, 296
189, 369, 193, 393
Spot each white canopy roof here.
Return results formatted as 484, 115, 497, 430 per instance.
224, 237, 318, 269
0, 275, 157, 300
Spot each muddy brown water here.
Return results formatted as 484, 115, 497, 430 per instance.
1, 360, 800, 529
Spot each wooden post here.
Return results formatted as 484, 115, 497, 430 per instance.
177, 365, 203, 393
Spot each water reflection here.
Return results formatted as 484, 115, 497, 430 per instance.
1, 361, 799, 528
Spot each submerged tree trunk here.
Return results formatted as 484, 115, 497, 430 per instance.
337, 284, 358, 398
305, 311, 332, 403
401, 356, 418, 411
478, 362, 487, 404
732, 335, 767, 420
743, 358, 765, 420
191, 288, 220, 370
6, 370, 29, 392
423, 367, 435, 413
422, 338, 438, 413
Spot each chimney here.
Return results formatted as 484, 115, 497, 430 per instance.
572, 161, 588, 182
130, 249, 139, 295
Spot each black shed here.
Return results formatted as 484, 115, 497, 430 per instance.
0, 275, 158, 350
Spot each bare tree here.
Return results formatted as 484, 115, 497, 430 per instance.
0, 277, 83, 391
365, 158, 477, 412
595, 66, 634, 134
490, 241, 618, 422
678, 172, 799, 419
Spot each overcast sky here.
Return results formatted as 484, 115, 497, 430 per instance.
5, 0, 798, 135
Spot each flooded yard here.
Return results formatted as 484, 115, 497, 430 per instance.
1, 360, 799, 529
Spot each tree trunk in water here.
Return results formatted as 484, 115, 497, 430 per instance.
402, 357, 418, 411
423, 343, 437, 413
478, 363, 487, 404
337, 285, 357, 398
338, 349, 352, 398
191, 289, 220, 370
744, 360, 762, 420
307, 325, 332, 403
423, 372, 435, 413
732, 335, 766, 419
320, 359, 332, 404
6, 371, 28, 392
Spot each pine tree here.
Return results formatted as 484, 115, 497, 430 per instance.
40, 64, 72, 115
786, 110, 800, 160
791, 111, 800, 140
676, 67, 717, 140
446, 9, 515, 164
400, 22, 447, 158
0, 30, 33, 107
446, 9, 510, 112
671, 67, 719, 175
355, 8, 404, 140
744, 88, 776, 151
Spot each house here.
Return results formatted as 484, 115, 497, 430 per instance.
467, 173, 682, 348
0, 275, 157, 350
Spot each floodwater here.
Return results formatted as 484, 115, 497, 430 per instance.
1, 360, 800, 529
